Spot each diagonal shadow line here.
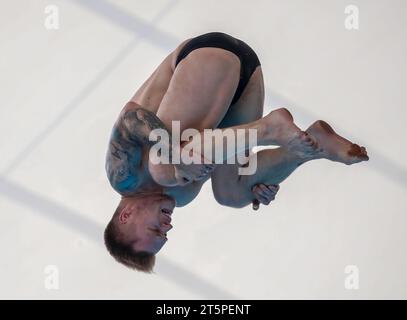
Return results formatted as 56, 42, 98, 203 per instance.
0, 176, 237, 299
72, 0, 179, 50
3, 40, 136, 175
3, 0, 180, 175
266, 90, 407, 188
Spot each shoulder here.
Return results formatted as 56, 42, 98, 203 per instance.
105, 113, 144, 195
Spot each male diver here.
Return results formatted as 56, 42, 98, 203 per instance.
104, 32, 368, 272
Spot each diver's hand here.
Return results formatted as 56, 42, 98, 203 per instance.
251, 183, 280, 210
173, 148, 215, 185
174, 160, 215, 186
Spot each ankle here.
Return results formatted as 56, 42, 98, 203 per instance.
254, 120, 268, 145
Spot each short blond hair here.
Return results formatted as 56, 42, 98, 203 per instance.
104, 203, 156, 272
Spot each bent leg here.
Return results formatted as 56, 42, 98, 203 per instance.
156, 47, 241, 132
156, 50, 315, 159
213, 121, 369, 208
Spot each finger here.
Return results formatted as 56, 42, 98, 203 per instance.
177, 170, 193, 182
197, 172, 210, 180
258, 184, 273, 197
259, 191, 275, 203
204, 166, 215, 174
252, 184, 270, 198
199, 170, 211, 179
254, 192, 270, 205
266, 184, 280, 194
263, 198, 272, 205
259, 195, 273, 205
256, 188, 276, 204
198, 167, 211, 177
178, 176, 191, 186
253, 184, 272, 199
252, 199, 260, 211
252, 186, 264, 199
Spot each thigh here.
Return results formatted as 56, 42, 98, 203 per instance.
211, 66, 265, 204
218, 66, 265, 128
156, 47, 241, 132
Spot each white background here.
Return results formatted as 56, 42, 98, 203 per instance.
0, 0, 406, 299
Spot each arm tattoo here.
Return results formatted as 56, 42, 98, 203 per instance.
105, 127, 141, 195
105, 107, 171, 195
120, 108, 172, 147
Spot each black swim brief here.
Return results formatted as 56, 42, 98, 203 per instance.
175, 32, 261, 105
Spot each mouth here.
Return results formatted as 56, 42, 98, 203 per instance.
160, 208, 173, 235
161, 208, 172, 223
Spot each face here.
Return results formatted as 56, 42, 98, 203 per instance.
118, 193, 176, 254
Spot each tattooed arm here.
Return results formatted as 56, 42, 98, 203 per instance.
106, 103, 212, 192
106, 103, 171, 194
105, 108, 147, 196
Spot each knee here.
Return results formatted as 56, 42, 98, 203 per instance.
212, 180, 246, 208
213, 187, 231, 206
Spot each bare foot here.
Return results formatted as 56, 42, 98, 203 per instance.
306, 120, 369, 165
262, 108, 320, 159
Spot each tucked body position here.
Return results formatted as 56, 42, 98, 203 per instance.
104, 32, 369, 272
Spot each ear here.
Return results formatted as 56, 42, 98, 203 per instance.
119, 207, 132, 224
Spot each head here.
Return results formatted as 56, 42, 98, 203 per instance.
104, 193, 176, 273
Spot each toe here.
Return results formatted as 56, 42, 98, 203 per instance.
360, 153, 369, 161
348, 144, 369, 162
299, 131, 308, 141
348, 143, 361, 157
